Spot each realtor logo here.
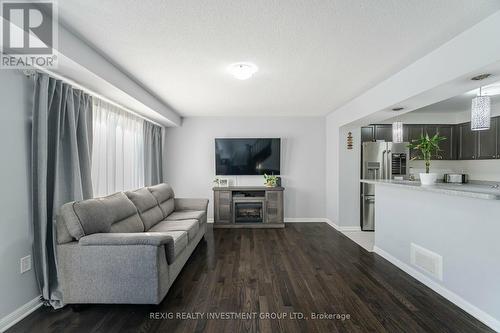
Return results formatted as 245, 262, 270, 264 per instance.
1, 0, 57, 68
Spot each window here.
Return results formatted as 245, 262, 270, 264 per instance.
91, 99, 145, 196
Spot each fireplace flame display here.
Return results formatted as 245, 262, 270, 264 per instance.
234, 202, 263, 223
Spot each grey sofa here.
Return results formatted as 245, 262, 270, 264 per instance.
55, 183, 208, 305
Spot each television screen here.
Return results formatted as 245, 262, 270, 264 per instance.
215, 138, 281, 175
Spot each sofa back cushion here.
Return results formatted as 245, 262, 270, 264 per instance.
104, 192, 144, 233
58, 192, 143, 242
125, 188, 164, 230
148, 183, 175, 218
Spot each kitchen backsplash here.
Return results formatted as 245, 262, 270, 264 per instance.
409, 160, 500, 181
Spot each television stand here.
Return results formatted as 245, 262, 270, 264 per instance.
213, 186, 284, 228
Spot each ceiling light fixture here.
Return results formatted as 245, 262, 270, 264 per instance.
471, 86, 491, 131
470, 74, 492, 131
391, 107, 404, 143
471, 73, 492, 81
392, 121, 404, 143
227, 62, 258, 80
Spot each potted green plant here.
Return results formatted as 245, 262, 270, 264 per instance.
263, 174, 278, 187
213, 177, 221, 187
407, 133, 446, 185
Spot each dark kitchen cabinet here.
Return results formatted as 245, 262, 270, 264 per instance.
477, 118, 498, 159
363, 117, 500, 160
458, 123, 477, 160
434, 125, 455, 160
407, 125, 424, 160
374, 124, 393, 142
361, 126, 375, 142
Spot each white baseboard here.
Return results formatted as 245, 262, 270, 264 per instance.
207, 217, 332, 224
374, 246, 500, 332
207, 216, 361, 232
0, 295, 43, 332
323, 218, 361, 232
284, 218, 328, 223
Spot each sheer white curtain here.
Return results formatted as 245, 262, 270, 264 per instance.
91, 99, 145, 197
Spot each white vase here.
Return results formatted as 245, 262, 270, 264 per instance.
419, 173, 438, 186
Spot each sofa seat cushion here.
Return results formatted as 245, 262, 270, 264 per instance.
161, 231, 188, 264
148, 183, 175, 218
166, 210, 205, 223
148, 219, 199, 242
125, 188, 164, 230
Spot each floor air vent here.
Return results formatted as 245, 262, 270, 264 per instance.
410, 243, 443, 281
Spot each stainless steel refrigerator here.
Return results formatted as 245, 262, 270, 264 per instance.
360, 142, 409, 231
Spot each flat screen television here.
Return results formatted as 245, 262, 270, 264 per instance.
215, 138, 281, 175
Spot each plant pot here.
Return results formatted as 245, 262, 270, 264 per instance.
419, 173, 438, 186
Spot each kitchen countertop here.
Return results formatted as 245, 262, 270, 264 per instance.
360, 179, 500, 200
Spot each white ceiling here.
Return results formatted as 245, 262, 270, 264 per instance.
57, 0, 500, 117
413, 81, 500, 114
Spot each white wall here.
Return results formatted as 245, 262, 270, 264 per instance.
164, 117, 326, 220
0, 71, 40, 319
338, 126, 361, 228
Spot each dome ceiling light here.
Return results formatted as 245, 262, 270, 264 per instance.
227, 62, 258, 80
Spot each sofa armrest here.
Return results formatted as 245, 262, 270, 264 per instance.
174, 198, 209, 211
79, 232, 173, 246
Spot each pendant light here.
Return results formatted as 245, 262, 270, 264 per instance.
391, 107, 404, 143
471, 86, 491, 131
392, 121, 403, 143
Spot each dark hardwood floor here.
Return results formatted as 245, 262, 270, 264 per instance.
9, 223, 493, 333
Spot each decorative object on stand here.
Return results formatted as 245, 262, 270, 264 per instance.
407, 133, 446, 185
218, 178, 229, 187
264, 174, 278, 187
213, 177, 222, 187
471, 86, 491, 131
347, 132, 353, 149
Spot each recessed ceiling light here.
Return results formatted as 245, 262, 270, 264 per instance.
227, 62, 258, 80
470, 73, 492, 81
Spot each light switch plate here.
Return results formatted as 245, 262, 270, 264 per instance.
20, 255, 32, 274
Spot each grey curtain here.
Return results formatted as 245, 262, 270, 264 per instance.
32, 72, 93, 308
144, 121, 163, 186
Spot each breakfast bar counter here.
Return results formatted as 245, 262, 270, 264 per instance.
362, 178, 500, 328
360, 179, 500, 200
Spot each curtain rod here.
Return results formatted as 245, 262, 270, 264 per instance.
21, 68, 163, 128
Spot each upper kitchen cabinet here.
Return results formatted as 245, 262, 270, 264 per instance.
406, 125, 423, 160
361, 124, 396, 142
361, 126, 375, 142
458, 122, 477, 160
374, 124, 393, 142
362, 117, 498, 160
431, 125, 455, 160
477, 117, 498, 159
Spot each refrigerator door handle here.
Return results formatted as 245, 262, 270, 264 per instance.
381, 150, 387, 179
387, 150, 392, 179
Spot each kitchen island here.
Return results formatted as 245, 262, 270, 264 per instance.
360, 179, 500, 331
